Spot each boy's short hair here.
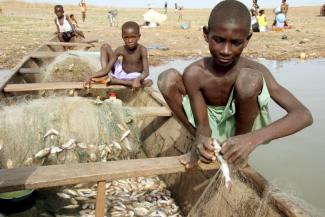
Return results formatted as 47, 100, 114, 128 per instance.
208, 0, 251, 35
54, 5, 63, 11
259, 9, 265, 14
122, 21, 140, 34
70, 14, 74, 18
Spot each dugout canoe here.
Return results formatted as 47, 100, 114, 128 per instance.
0, 38, 311, 217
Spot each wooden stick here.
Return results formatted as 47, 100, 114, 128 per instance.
3, 82, 126, 92
95, 180, 106, 217
46, 42, 95, 47
0, 156, 218, 193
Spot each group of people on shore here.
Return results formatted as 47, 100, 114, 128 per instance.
53, 1, 312, 169
251, 0, 290, 32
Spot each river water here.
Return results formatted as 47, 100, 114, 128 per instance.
150, 58, 325, 212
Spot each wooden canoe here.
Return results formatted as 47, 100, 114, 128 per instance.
0, 39, 311, 217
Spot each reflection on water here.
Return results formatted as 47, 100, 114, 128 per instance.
151, 58, 325, 211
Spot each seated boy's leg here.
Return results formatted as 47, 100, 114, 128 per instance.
234, 68, 263, 135
100, 43, 114, 69
158, 68, 198, 169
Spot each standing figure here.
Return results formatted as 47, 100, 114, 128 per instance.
178, 6, 183, 22
79, 0, 87, 22
281, 0, 289, 17
257, 9, 268, 32
164, 1, 168, 14
251, 0, 259, 15
108, 9, 118, 27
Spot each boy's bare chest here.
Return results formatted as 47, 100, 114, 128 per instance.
201, 74, 236, 106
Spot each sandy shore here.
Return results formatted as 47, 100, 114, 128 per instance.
0, 1, 325, 69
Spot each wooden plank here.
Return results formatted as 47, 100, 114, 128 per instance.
19, 68, 41, 74
0, 157, 219, 193
3, 82, 127, 92
0, 70, 14, 91
46, 42, 95, 47
31, 51, 64, 59
131, 107, 171, 118
95, 181, 106, 217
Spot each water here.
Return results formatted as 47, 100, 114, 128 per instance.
150, 58, 325, 212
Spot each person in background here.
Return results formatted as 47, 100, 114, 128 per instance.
281, 0, 289, 17
108, 9, 118, 27
164, 1, 168, 14
54, 5, 84, 44
178, 5, 183, 22
257, 9, 268, 32
70, 14, 79, 29
251, 0, 259, 15
79, 0, 87, 22
251, 9, 259, 32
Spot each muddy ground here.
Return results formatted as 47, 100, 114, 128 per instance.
0, 1, 325, 69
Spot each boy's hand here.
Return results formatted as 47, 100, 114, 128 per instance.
221, 133, 258, 167
195, 134, 215, 164
132, 78, 141, 90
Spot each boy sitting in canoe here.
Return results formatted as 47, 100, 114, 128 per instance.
84, 21, 153, 90
158, 0, 313, 169
54, 5, 84, 43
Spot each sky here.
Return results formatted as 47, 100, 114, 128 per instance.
23, 0, 325, 8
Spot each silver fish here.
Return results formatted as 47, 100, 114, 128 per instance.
62, 139, 76, 149
57, 192, 71, 199
50, 146, 63, 154
44, 129, 59, 139
213, 139, 232, 190
120, 130, 130, 142
34, 147, 51, 159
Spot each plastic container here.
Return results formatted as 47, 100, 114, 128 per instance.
104, 92, 123, 106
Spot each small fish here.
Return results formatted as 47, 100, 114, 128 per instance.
75, 196, 89, 201
149, 210, 167, 217
113, 142, 122, 150
213, 139, 232, 190
63, 204, 79, 209
63, 188, 78, 196
117, 124, 126, 131
57, 192, 71, 199
34, 147, 51, 159
6, 159, 13, 169
77, 143, 87, 149
62, 139, 76, 149
50, 146, 63, 154
120, 130, 131, 142
23, 157, 34, 166
44, 129, 59, 139
70, 198, 78, 205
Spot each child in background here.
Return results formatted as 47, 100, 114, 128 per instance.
69, 14, 79, 29
257, 9, 268, 32
54, 5, 84, 43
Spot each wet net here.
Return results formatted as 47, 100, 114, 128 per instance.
0, 96, 143, 169
39, 51, 102, 83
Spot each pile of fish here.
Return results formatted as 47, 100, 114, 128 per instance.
41, 176, 183, 217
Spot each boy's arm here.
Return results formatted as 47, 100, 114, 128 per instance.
221, 65, 313, 166
183, 67, 215, 163
54, 18, 59, 34
139, 46, 149, 81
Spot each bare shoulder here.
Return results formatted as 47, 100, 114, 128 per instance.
138, 44, 147, 51
183, 58, 207, 84
114, 46, 125, 56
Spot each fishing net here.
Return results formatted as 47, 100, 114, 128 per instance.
0, 96, 143, 170
39, 51, 102, 83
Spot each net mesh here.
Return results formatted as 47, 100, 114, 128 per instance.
0, 96, 142, 169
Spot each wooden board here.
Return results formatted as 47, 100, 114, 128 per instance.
46, 42, 95, 47
19, 68, 41, 74
3, 82, 127, 92
131, 107, 171, 117
0, 70, 14, 91
31, 51, 64, 59
0, 157, 219, 193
